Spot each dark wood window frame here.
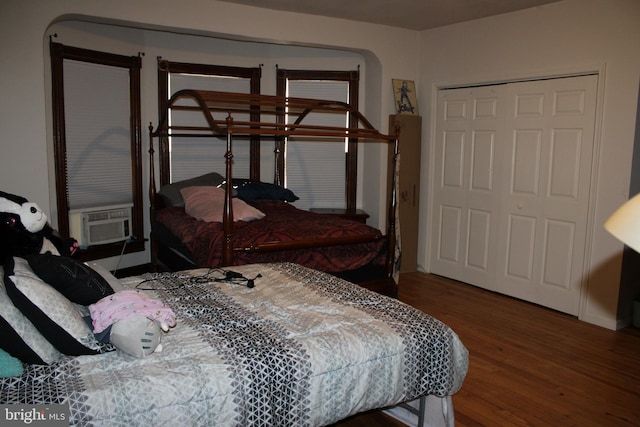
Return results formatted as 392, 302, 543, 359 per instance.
276, 68, 360, 210
156, 59, 262, 183
50, 42, 144, 261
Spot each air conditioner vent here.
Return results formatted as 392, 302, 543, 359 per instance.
69, 204, 133, 248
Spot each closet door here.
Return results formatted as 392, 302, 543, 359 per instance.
430, 75, 597, 316
430, 85, 506, 287
494, 75, 597, 315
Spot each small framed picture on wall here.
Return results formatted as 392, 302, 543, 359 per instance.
392, 79, 419, 115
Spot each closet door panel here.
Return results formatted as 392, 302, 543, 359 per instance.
430, 85, 505, 286
494, 75, 597, 315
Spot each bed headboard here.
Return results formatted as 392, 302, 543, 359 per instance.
149, 89, 398, 204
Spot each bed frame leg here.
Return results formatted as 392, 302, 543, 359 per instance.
398, 395, 426, 426
417, 395, 426, 426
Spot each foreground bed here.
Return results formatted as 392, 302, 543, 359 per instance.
1, 262, 467, 426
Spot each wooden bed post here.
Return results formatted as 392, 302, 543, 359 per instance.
222, 114, 235, 266
148, 123, 157, 212
148, 122, 159, 272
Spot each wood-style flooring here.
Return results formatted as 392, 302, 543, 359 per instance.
333, 272, 640, 426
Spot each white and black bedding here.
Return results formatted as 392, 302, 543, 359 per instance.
1, 262, 467, 426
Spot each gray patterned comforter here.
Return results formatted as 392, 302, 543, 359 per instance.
0, 263, 468, 426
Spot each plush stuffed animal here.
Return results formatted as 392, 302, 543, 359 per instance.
0, 190, 175, 359
83, 263, 176, 358
88, 287, 176, 358
0, 190, 78, 260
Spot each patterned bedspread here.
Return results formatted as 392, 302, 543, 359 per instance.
0, 263, 468, 427
155, 201, 387, 272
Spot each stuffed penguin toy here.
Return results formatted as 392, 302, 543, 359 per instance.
0, 190, 78, 260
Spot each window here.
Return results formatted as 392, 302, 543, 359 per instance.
276, 69, 359, 210
50, 42, 144, 260
157, 60, 262, 183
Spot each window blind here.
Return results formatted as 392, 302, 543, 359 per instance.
168, 74, 251, 182
64, 60, 132, 209
286, 80, 349, 210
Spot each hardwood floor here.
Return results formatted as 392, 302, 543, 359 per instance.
334, 272, 640, 426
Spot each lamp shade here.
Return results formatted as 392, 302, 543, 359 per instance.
604, 192, 640, 253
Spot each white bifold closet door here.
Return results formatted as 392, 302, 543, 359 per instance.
430, 75, 597, 315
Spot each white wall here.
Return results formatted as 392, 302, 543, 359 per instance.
0, 0, 418, 269
417, 0, 640, 329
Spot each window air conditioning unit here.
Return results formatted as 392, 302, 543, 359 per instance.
69, 204, 133, 248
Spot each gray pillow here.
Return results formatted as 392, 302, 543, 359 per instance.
158, 172, 225, 207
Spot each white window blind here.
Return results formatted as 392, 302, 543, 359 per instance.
168, 74, 251, 182
286, 80, 349, 210
64, 60, 132, 209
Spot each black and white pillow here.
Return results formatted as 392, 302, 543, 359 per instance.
3, 257, 114, 356
25, 253, 114, 305
0, 265, 61, 365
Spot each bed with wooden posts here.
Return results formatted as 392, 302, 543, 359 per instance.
148, 90, 399, 296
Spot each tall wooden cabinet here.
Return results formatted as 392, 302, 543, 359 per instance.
389, 114, 422, 273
